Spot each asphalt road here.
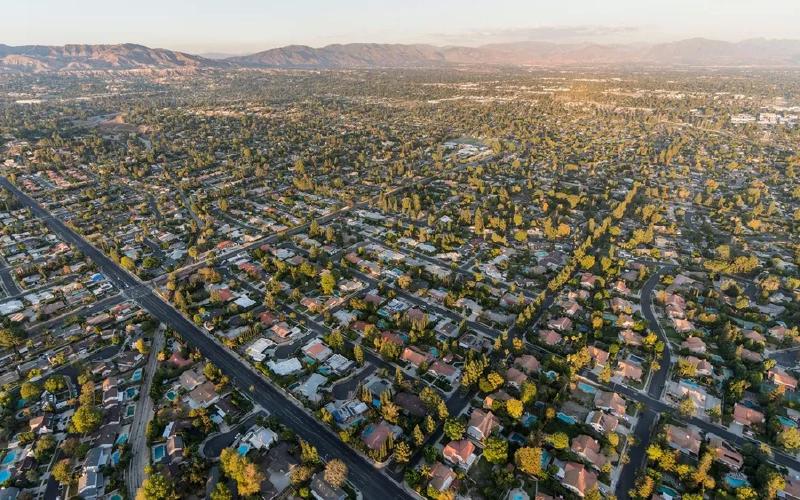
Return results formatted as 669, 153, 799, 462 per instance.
614, 264, 674, 499
0, 176, 414, 500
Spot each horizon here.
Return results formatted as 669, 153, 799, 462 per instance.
4, 0, 800, 55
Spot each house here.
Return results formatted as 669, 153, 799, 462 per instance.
302, 339, 333, 362
166, 435, 185, 463
614, 360, 643, 382
401, 346, 432, 368
514, 354, 540, 374
769, 368, 798, 390
77, 470, 102, 499
179, 369, 206, 391
588, 346, 610, 366
394, 393, 426, 418
429, 361, 460, 384
467, 409, 500, 442
593, 390, 626, 417
571, 435, 607, 470
708, 436, 743, 471
310, 473, 347, 500
506, 367, 527, 389
538, 329, 562, 346
429, 462, 456, 492
361, 420, 401, 451
442, 439, 477, 470
586, 411, 619, 434
665, 424, 701, 455
619, 329, 643, 347
186, 381, 220, 409
733, 403, 765, 427
548, 317, 573, 332
681, 336, 706, 354
580, 273, 598, 289
674, 318, 695, 334
562, 462, 598, 498
267, 358, 303, 376
682, 356, 713, 376
484, 390, 512, 410
84, 447, 108, 472
29, 414, 54, 434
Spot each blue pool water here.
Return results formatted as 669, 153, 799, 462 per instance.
125, 387, 138, 398
657, 485, 679, 498
540, 450, 551, 468
237, 444, 251, 456
111, 450, 120, 465
131, 368, 143, 382
778, 415, 797, 428
165, 390, 177, 401
725, 474, 748, 488
0, 469, 10, 483
109, 494, 122, 500
556, 412, 577, 425
115, 433, 128, 445
522, 414, 537, 427
577, 382, 597, 394
126, 405, 136, 417
0, 452, 16, 466
510, 492, 526, 500
151, 444, 166, 462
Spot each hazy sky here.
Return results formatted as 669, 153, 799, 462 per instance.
6, 0, 800, 54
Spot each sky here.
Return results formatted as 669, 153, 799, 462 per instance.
5, 0, 800, 55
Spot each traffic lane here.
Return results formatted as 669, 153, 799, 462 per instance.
137, 294, 413, 499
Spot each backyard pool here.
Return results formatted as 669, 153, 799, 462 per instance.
125, 405, 136, 418
108, 493, 122, 500
725, 473, 749, 489
778, 415, 797, 428
0, 451, 16, 466
165, 390, 177, 402
577, 382, 597, 394
151, 444, 166, 462
556, 412, 577, 425
125, 387, 139, 399
0, 469, 10, 483
131, 368, 143, 382
657, 485, 679, 498
111, 450, 120, 465
115, 433, 128, 445
237, 443, 251, 456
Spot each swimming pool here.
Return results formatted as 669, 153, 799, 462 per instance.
165, 390, 177, 401
131, 368, 143, 382
125, 387, 139, 399
0, 451, 16, 466
237, 443, 251, 456
109, 493, 122, 500
556, 412, 577, 425
126, 405, 136, 417
115, 433, 128, 445
778, 415, 797, 428
577, 382, 597, 394
725, 473, 748, 488
657, 485, 679, 498
0, 469, 10, 483
151, 444, 166, 462
111, 450, 120, 465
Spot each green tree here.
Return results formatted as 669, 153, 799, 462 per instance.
51, 459, 72, 486
20, 381, 42, 400
210, 482, 233, 500
72, 405, 102, 433
394, 441, 411, 464
443, 419, 465, 441
324, 459, 348, 488
514, 447, 541, 475
779, 427, 800, 452
483, 436, 508, 464
320, 271, 336, 295
219, 448, 264, 496
136, 471, 179, 500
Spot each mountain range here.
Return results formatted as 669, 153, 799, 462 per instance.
2, 38, 800, 73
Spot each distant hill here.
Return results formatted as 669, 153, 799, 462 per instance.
2, 38, 800, 72
0, 43, 223, 72
229, 38, 800, 68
